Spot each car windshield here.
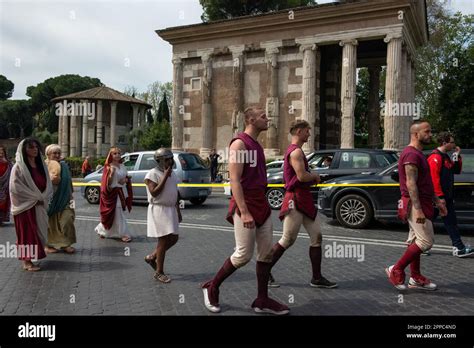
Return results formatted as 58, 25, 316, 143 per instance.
378, 162, 398, 175
179, 153, 208, 170
374, 153, 399, 167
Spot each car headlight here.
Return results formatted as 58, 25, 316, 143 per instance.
320, 186, 332, 191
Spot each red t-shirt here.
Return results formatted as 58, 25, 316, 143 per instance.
398, 146, 434, 218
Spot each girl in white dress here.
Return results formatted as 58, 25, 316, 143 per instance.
144, 148, 182, 283
95, 147, 132, 243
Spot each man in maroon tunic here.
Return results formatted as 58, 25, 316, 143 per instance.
202, 106, 289, 315
387, 122, 447, 291
268, 120, 337, 288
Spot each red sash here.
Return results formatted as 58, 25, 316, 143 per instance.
279, 187, 317, 221
397, 196, 434, 223
226, 189, 271, 228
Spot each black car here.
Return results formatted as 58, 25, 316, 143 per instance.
318, 149, 474, 229
266, 149, 399, 209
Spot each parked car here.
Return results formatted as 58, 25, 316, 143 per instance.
266, 160, 284, 176
318, 149, 474, 229
265, 149, 399, 209
81, 151, 212, 206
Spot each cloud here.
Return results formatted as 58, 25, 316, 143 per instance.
0, 0, 203, 99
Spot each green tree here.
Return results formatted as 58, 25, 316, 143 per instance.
414, 0, 473, 125
200, 0, 316, 22
156, 92, 170, 123
0, 100, 33, 138
0, 75, 14, 100
124, 81, 172, 122
32, 129, 58, 145
139, 121, 172, 150
436, 45, 474, 147
146, 109, 154, 125
355, 68, 369, 141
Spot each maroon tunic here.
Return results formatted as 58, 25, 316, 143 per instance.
14, 166, 47, 261
226, 132, 271, 227
398, 146, 435, 221
279, 144, 317, 221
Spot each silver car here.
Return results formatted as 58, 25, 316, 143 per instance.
81, 151, 212, 206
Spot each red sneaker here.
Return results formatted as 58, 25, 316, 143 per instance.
251, 297, 290, 315
385, 265, 407, 291
202, 281, 221, 313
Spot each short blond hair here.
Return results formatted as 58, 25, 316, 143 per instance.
45, 144, 61, 156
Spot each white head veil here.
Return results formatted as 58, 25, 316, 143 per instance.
9, 139, 53, 245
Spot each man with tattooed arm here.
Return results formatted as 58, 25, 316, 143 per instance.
386, 122, 447, 291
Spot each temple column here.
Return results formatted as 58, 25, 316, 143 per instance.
199, 49, 214, 158
110, 101, 118, 147
132, 104, 139, 130
339, 39, 358, 149
62, 108, 69, 155
383, 34, 403, 150
139, 106, 147, 127
58, 101, 63, 150
299, 42, 317, 154
172, 55, 184, 150
229, 45, 245, 137
96, 100, 103, 157
70, 108, 77, 157
82, 100, 89, 157
262, 41, 281, 157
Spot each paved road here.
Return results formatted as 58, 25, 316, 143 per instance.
0, 190, 472, 316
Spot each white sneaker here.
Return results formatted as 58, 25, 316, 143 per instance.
408, 276, 437, 291
202, 287, 221, 313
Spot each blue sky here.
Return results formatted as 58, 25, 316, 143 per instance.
1, 0, 472, 100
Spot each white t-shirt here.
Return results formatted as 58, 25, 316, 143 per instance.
145, 167, 178, 206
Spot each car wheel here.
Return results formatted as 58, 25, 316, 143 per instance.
190, 197, 207, 205
85, 186, 100, 204
335, 194, 373, 229
266, 188, 285, 210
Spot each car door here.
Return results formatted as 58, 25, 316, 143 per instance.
453, 153, 474, 222
308, 152, 336, 182
134, 153, 158, 199
373, 164, 401, 218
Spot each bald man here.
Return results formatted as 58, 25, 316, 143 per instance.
386, 122, 447, 291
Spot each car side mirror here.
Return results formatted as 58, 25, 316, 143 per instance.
391, 171, 399, 182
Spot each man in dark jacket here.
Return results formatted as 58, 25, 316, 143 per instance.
427, 132, 473, 258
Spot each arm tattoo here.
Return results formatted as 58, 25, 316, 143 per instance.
405, 164, 421, 209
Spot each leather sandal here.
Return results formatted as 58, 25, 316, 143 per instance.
154, 272, 171, 283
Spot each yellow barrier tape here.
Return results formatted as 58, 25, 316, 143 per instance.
72, 182, 472, 188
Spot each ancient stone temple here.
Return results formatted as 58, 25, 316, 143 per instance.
157, 0, 428, 157
52, 86, 151, 158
